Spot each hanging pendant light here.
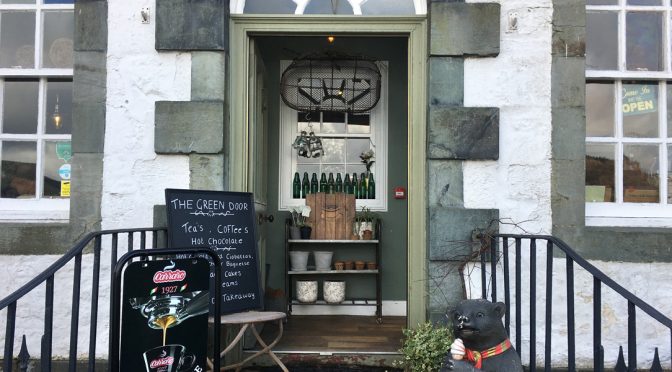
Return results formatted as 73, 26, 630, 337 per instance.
52, 95, 62, 129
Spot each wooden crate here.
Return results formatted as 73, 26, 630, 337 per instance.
306, 192, 356, 240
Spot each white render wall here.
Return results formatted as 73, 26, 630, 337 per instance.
463, 0, 672, 368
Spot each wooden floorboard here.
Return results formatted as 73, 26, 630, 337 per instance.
254, 315, 406, 353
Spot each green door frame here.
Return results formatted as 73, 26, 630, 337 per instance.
229, 15, 428, 326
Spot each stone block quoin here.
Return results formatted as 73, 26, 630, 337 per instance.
428, 107, 499, 160
430, 2, 501, 57
155, 0, 229, 51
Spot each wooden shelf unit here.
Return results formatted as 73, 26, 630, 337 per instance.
284, 219, 382, 322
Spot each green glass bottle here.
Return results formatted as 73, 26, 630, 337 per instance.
302, 172, 310, 198
319, 173, 328, 192
359, 173, 367, 199
344, 173, 352, 194
293, 172, 301, 199
335, 173, 343, 193
352, 173, 359, 199
327, 173, 335, 193
310, 173, 319, 193
367, 172, 375, 199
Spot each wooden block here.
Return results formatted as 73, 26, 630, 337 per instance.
305, 192, 356, 240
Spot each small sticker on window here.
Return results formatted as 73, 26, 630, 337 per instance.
61, 181, 71, 197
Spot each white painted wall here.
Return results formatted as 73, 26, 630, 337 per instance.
462, 0, 672, 368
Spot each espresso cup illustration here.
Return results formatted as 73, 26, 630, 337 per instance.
143, 344, 195, 372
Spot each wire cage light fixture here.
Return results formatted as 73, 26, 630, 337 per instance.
280, 53, 382, 114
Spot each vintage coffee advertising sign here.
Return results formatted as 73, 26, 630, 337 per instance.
165, 189, 262, 313
120, 258, 209, 372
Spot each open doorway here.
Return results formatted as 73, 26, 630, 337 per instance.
251, 35, 409, 354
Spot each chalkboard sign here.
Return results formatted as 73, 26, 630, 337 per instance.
165, 189, 262, 313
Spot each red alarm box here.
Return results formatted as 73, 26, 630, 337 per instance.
394, 187, 406, 199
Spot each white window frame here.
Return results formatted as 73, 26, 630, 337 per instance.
585, 1, 672, 227
278, 60, 388, 212
0, 1, 74, 223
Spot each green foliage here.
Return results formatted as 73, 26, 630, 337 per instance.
393, 321, 453, 372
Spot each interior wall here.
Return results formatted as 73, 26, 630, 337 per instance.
255, 36, 408, 309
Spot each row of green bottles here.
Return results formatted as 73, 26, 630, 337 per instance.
292, 172, 375, 199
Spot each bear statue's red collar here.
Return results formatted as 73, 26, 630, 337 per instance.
465, 339, 512, 369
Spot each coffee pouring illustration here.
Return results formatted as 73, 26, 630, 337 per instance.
130, 260, 209, 331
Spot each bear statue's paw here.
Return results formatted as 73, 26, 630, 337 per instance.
441, 355, 479, 372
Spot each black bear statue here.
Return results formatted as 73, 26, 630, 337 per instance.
440, 299, 523, 372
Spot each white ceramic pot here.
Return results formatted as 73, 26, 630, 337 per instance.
313, 251, 333, 271
289, 251, 309, 271
323, 280, 346, 304
296, 280, 318, 303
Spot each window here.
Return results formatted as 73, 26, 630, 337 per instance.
279, 61, 388, 211
0, 0, 74, 222
585, 0, 672, 226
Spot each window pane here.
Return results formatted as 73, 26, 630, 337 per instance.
668, 83, 671, 138
587, 0, 617, 4
304, 0, 354, 14
44, 0, 74, 3
623, 144, 659, 203
45, 80, 73, 134
626, 12, 663, 71
43, 11, 74, 68
622, 82, 658, 138
586, 144, 615, 202
668, 145, 672, 203
1, 141, 36, 198
321, 138, 345, 163
586, 11, 618, 70
346, 138, 369, 163
628, 0, 660, 4
361, 0, 415, 15
322, 111, 345, 134
586, 82, 615, 137
2, 80, 39, 134
0, 11, 36, 68
322, 166, 345, 178
297, 166, 321, 187
43, 141, 70, 198
297, 111, 320, 133
244, 0, 295, 14
348, 113, 370, 134
0, 0, 35, 3
346, 164, 366, 176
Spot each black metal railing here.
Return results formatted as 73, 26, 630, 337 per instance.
0, 227, 166, 372
476, 234, 672, 372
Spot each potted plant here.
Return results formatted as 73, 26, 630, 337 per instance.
355, 206, 376, 240
290, 205, 312, 239
393, 322, 453, 372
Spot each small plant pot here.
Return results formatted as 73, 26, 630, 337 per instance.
334, 261, 345, 270
300, 226, 312, 239
344, 261, 354, 270
366, 261, 377, 270
296, 280, 318, 303
361, 230, 373, 240
323, 280, 346, 304
314, 251, 333, 271
289, 251, 309, 271
355, 260, 365, 270
289, 226, 301, 240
